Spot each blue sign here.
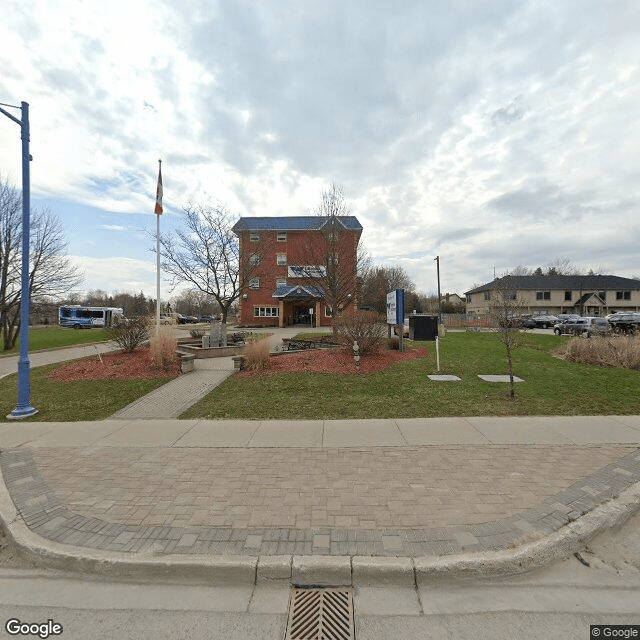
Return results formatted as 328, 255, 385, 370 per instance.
386, 288, 404, 325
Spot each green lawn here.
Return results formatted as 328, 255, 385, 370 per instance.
0, 363, 174, 422
182, 332, 640, 419
1, 326, 110, 354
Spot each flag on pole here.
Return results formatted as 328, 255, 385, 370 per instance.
154, 159, 163, 215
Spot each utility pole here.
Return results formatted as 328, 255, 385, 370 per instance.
1, 100, 37, 419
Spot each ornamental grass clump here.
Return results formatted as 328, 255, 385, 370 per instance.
559, 334, 640, 370
149, 324, 178, 370
242, 337, 271, 371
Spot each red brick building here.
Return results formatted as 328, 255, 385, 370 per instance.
232, 216, 363, 327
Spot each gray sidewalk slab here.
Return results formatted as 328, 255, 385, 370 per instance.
323, 419, 406, 446
1, 416, 640, 449
396, 417, 488, 445
247, 420, 324, 447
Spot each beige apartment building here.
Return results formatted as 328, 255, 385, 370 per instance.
465, 275, 640, 316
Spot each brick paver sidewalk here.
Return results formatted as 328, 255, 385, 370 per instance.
3, 443, 639, 557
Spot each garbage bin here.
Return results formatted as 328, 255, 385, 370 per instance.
409, 314, 439, 341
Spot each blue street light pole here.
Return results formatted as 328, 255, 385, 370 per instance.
0, 100, 38, 419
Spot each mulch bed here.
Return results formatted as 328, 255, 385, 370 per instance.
49, 348, 181, 381
237, 345, 430, 378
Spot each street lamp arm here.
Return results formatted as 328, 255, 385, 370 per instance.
0, 106, 21, 126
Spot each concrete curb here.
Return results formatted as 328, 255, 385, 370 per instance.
2, 465, 639, 586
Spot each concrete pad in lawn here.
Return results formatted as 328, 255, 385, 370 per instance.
248, 420, 323, 447
172, 420, 259, 447
323, 419, 405, 447
428, 374, 461, 381
465, 416, 574, 444
396, 417, 489, 445
97, 419, 197, 447
478, 374, 524, 382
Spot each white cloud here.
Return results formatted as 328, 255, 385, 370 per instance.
1, 0, 638, 298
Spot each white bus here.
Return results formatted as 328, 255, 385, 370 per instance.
58, 306, 123, 329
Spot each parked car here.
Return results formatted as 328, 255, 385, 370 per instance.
176, 314, 198, 324
553, 317, 610, 337
606, 312, 640, 333
198, 315, 216, 323
522, 315, 559, 329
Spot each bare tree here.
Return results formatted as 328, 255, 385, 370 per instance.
360, 264, 415, 314
487, 275, 527, 400
299, 184, 365, 324
157, 203, 269, 324
1, 179, 83, 350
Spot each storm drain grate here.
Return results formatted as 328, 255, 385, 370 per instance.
285, 588, 354, 640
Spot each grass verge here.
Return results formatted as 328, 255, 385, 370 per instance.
1, 326, 110, 354
0, 362, 174, 422
182, 332, 640, 419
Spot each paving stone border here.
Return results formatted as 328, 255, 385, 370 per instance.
2, 447, 640, 558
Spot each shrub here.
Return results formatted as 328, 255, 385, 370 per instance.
190, 327, 205, 339
149, 324, 178, 370
242, 337, 271, 371
558, 335, 640, 370
333, 311, 386, 356
107, 316, 148, 352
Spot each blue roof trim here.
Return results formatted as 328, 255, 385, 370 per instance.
233, 216, 363, 232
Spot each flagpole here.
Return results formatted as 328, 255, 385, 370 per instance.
155, 159, 162, 336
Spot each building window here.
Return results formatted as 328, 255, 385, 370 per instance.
288, 265, 326, 278
249, 277, 260, 290
616, 291, 631, 300
483, 291, 491, 301
536, 291, 551, 300
277, 232, 287, 242
249, 232, 260, 242
249, 253, 260, 266
325, 306, 333, 317
276, 253, 287, 266
276, 277, 287, 286
465, 294, 471, 303
253, 306, 279, 317
565, 290, 572, 301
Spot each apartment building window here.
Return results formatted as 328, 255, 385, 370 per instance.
276, 254, 287, 266
253, 306, 279, 317
565, 290, 572, 301
249, 277, 260, 289
483, 291, 491, 301
249, 253, 260, 266
277, 232, 287, 242
249, 232, 260, 242
616, 291, 631, 300
536, 291, 551, 300
276, 277, 287, 286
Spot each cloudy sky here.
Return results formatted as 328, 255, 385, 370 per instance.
1, 0, 638, 301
